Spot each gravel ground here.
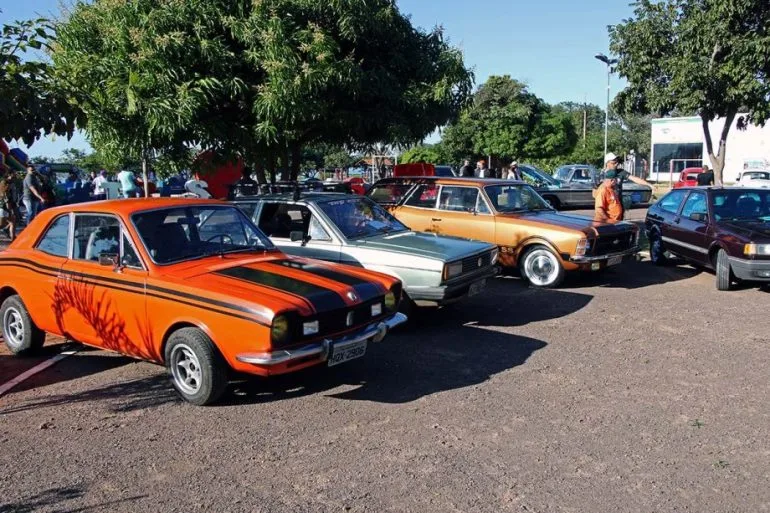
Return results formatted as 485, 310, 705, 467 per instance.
2, 207, 769, 512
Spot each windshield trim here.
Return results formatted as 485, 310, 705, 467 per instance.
129, 204, 276, 266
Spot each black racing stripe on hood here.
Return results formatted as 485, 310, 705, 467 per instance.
215, 266, 346, 312
267, 259, 384, 302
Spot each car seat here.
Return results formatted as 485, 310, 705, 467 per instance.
151, 223, 189, 262
736, 196, 760, 218
84, 226, 120, 261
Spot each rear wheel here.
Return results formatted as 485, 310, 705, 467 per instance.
649, 233, 668, 266
1, 295, 45, 355
716, 249, 736, 291
165, 328, 228, 406
519, 245, 565, 288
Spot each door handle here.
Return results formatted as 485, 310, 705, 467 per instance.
431, 218, 442, 222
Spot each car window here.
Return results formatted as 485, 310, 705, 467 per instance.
258, 203, 312, 239
405, 184, 439, 208
236, 202, 258, 220
36, 215, 70, 257
681, 192, 708, 218
711, 190, 770, 221
198, 208, 250, 245
658, 190, 688, 214
73, 215, 121, 262
317, 197, 408, 239
121, 233, 142, 268
368, 183, 413, 205
439, 186, 479, 212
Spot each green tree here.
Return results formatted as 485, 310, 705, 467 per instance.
610, 0, 770, 184
0, 10, 80, 146
399, 144, 448, 164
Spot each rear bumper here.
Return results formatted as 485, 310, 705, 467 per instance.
406, 266, 499, 304
728, 256, 770, 281
235, 313, 407, 367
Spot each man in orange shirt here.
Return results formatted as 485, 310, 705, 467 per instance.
594, 169, 623, 222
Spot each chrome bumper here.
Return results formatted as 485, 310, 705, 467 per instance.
569, 245, 640, 263
236, 312, 407, 366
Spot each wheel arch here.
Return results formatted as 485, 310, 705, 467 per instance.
159, 320, 218, 364
514, 237, 564, 264
708, 242, 729, 267
0, 286, 19, 306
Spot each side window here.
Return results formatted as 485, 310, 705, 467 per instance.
236, 202, 258, 221
308, 216, 332, 242
121, 234, 142, 268
258, 203, 311, 239
658, 190, 688, 214
476, 193, 491, 214
36, 215, 70, 257
439, 186, 479, 212
74, 215, 120, 261
405, 184, 439, 209
681, 192, 708, 218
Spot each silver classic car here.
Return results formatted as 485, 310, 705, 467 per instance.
234, 193, 499, 310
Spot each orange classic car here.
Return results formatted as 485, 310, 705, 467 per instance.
0, 199, 405, 405
367, 177, 640, 288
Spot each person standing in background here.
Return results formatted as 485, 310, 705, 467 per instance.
460, 159, 474, 177
22, 165, 45, 223
506, 162, 521, 180
594, 170, 623, 222
697, 164, 715, 186
476, 160, 490, 178
117, 168, 139, 198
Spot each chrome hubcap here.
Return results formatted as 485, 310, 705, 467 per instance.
3, 307, 24, 348
525, 250, 559, 286
170, 344, 202, 395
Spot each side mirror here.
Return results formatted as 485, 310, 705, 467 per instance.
98, 253, 119, 267
290, 231, 311, 246
690, 212, 709, 223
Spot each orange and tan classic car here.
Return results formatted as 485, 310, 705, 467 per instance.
0, 199, 405, 405
367, 177, 640, 288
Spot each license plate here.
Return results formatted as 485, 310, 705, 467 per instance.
468, 279, 486, 297
328, 339, 367, 367
608, 255, 623, 266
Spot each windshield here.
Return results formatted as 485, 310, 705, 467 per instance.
317, 197, 408, 239
554, 166, 573, 181
520, 165, 560, 186
743, 172, 770, 180
712, 190, 770, 222
132, 205, 274, 264
484, 184, 552, 212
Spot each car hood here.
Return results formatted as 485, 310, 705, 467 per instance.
719, 221, 770, 241
500, 210, 637, 237
349, 231, 495, 261
154, 253, 387, 318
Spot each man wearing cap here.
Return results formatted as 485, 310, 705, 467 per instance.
601, 152, 650, 220
506, 161, 521, 180
594, 169, 623, 222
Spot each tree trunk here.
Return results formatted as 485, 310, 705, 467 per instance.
290, 142, 301, 182
267, 151, 277, 184
701, 111, 736, 185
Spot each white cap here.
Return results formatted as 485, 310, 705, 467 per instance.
604, 152, 619, 163
510, 161, 518, 167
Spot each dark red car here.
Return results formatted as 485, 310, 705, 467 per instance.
645, 187, 770, 290
672, 168, 703, 189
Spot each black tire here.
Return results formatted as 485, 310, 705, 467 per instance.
397, 291, 417, 327
649, 233, 668, 266
716, 249, 735, 291
519, 245, 565, 288
1, 295, 45, 355
542, 195, 561, 210
164, 328, 228, 406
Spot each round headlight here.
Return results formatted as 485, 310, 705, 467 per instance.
384, 291, 397, 312
271, 315, 290, 346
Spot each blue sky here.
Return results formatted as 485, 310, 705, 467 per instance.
3, 0, 634, 158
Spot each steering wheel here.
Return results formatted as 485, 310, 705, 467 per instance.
205, 234, 234, 245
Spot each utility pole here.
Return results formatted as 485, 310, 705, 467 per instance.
595, 53, 618, 159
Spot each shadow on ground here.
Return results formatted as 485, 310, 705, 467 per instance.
0, 484, 145, 513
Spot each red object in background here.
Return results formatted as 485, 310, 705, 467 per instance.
135, 179, 158, 195
673, 168, 704, 189
344, 177, 366, 195
393, 163, 435, 177
193, 151, 244, 199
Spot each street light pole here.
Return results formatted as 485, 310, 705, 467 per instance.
595, 53, 618, 160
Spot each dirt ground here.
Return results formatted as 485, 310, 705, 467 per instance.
2, 208, 769, 512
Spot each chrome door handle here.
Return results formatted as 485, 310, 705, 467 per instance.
431, 218, 442, 222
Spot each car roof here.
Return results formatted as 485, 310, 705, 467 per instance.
374, 177, 526, 186
233, 192, 356, 203
670, 186, 770, 192
41, 197, 229, 217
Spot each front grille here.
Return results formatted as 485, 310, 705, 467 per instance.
305, 297, 386, 340
461, 251, 493, 274
593, 232, 636, 256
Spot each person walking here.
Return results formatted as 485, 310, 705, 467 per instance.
22, 165, 45, 224
476, 160, 491, 178
92, 170, 109, 199
117, 168, 139, 198
697, 164, 715, 186
460, 159, 474, 177
506, 161, 521, 180
594, 169, 623, 222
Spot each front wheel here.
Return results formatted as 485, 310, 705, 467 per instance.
519, 245, 565, 288
165, 328, 228, 406
649, 233, 668, 266
1, 295, 45, 355
716, 249, 736, 291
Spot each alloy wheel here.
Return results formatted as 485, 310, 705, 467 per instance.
170, 344, 203, 395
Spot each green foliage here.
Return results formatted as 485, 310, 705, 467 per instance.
610, 0, 770, 182
0, 10, 80, 145
399, 144, 449, 164
323, 149, 358, 169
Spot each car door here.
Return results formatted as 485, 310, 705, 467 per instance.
667, 190, 710, 263
58, 213, 151, 358
24, 213, 72, 335
392, 183, 440, 232
256, 202, 342, 262
650, 189, 689, 256
430, 185, 496, 244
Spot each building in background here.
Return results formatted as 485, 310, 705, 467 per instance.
650, 116, 770, 183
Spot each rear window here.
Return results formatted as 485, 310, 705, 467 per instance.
368, 183, 413, 205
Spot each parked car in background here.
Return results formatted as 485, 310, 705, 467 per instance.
735, 170, 770, 188
673, 168, 704, 188
434, 165, 457, 177
646, 187, 770, 290
234, 193, 498, 312
367, 177, 640, 288
0, 199, 405, 405
537, 164, 653, 209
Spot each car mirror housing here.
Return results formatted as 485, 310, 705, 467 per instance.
98, 253, 119, 267
290, 231, 305, 242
